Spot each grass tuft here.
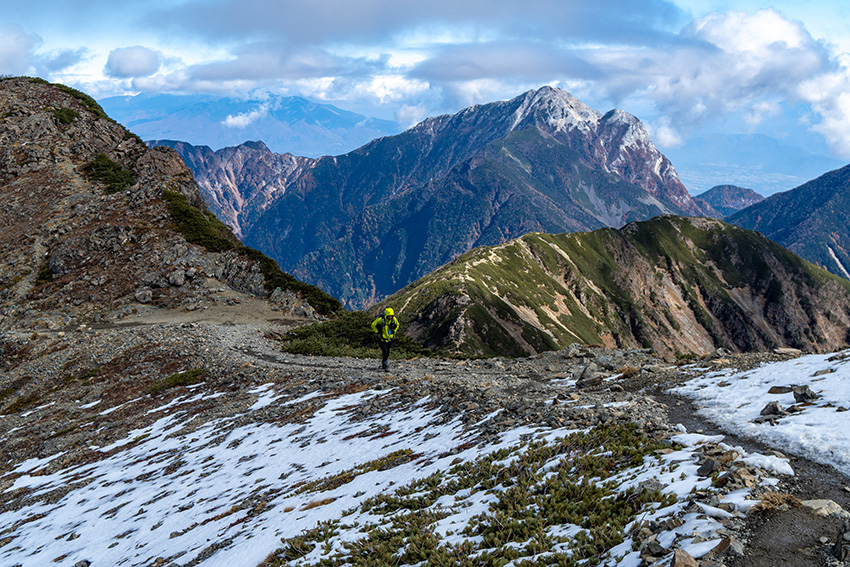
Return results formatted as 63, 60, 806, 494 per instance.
146, 368, 206, 395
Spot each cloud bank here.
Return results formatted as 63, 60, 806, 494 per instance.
106, 46, 162, 78
5, 1, 850, 156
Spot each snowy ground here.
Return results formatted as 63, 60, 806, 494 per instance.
3, 349, 848, 566
674, 350, 850, 477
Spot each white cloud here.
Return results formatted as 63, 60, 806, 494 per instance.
222, 105, 269, 128
106, 46, 162, 78
0, 24, 40, 75
396, 104, 428, 127
685, 9, 810, 54
798, 54, 850, 157
650, 117, 683, 148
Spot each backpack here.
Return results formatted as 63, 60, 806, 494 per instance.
384, 316, 398, 338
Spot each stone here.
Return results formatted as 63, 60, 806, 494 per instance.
670, 548, 699, 567
134, 287, 153, 304
802, 499, 850, 519
641, 540, 666, 559
168, 269, 186, 287
760, 401, 783, 416
793, 385, 819, 403
767, 386, 792, 394
697, 458, 719, 477
774, 347, 803, 356
706, 347, 728, 360
835, 522, 850, 561
814, 368, 836, 376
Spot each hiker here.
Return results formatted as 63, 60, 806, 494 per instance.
371, 307, 400, 371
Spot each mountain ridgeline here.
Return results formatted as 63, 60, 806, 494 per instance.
378, 216, 850, 357
726, 163, 850, 281
163, 87, 714, 309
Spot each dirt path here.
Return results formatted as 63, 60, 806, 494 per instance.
658, 390, 850, 567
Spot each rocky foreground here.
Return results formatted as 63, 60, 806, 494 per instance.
1, 315, 849, 567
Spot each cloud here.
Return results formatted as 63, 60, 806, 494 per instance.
222, 105, 269, 128
106, 46, 162, 78
410, 41, 601, 83
798, 55, 850, 157
151, 0, 686, 46
0, 24, 41, 75
396, 104, 428, 127
39, 48, 88, 72
576, 10, 834, 139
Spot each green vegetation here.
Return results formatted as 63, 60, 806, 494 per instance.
146, 368, 206, 395
83, 153, 137, 194
162, 189, 239, 252
272, 311, 432, 359
262, 423, 675, 567
293, 450, 416, 496
35, 262, 53, 284
161, 190, 342, 316
51, 107, 79, 125
2, 392, 41, 414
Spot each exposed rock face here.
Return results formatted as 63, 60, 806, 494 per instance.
380, 216, 850, 357
695, 185, 765, 218
0, 77, 328, 328
727, 163, 850, 281
172, 86, 711, 308
151, 140, 311, 238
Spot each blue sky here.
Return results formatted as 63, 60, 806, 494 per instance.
4, 0, 850, 158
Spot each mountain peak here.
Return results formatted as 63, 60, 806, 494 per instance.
509, 86, 601, 134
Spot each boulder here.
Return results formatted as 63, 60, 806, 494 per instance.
670, 548, 699, 567
793, 385, 819, 403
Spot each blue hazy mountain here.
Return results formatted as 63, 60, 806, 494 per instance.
99, 92, 401, 158
664, 133, 845, 196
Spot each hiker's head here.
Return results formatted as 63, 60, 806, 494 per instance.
384, 307, 394, 318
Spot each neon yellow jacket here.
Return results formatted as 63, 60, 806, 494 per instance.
371, 308, 400, 342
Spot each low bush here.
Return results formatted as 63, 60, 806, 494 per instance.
83, 154, 137, 194
51, 107, 79, 125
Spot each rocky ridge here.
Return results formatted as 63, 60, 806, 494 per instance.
0, 77, 330, 333
693, 185, 764, 218
380, 215, 850, 357
727, 163, 850, 281
150, 140, 311, 239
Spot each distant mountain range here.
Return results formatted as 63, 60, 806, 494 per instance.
664, 133, 845, 196
378, 216, 850, 357
693, 185, 764, 218
99, 93, 400, 158
162, 87, 716, 308
726, 163, 850, 280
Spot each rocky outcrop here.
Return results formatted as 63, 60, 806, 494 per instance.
0, 77, 335, 330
